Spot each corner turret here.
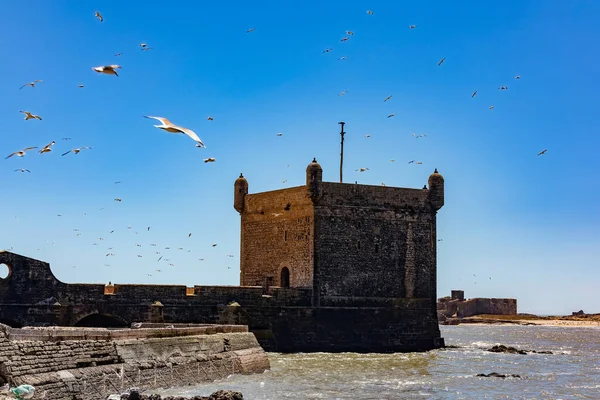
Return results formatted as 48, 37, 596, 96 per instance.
428, 169, 444, 211
234, 173, 248, 213
306, 158, 323, 201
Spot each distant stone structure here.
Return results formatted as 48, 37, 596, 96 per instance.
437, 290, 517, 319
0, 159, 446, 353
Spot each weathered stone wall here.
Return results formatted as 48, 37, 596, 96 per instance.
437, 292, 517, 318
240, 186, 314, 288
314, 182, 436, 300
0, 324, 269, 400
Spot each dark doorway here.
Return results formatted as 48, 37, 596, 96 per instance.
74, 314, 128, 328
280, 267, 290, 288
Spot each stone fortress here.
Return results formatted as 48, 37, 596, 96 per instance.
437, 290, 517, 321
0, 159, 446, 353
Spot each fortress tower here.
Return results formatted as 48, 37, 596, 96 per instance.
234, 159, 445, 328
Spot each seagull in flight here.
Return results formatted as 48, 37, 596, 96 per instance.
438, 57, 445, 66
144, 116, 205, 147
20, 111, 42, 120
340, 37, 349, 42
355, 167, 369, 172
384, 95, 392, 102
92, 65, 121, 76
95, 11, 103, 22
515, 75, 521, 79
346, 30, 354, 35
409, 25, 417, 29
498, 86, 508, 90
204, 157, 215, 163
114, 52, 123, 57
387, 113, 395, 118
206, 116, 214, 121
6, 148, 36, 159
489, 105, 495, 110
367, 10, 373, 15
62, 146, 92, 156
39, 141, 56, 154
338, 90, 348, 96
20, 80, 43, 89
247, 28, 256, 33
14, 168, 30, 173
472, 91, 477, 97
322, 48, 333, 53
537, 149, 547, 156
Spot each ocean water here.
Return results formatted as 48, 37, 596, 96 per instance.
159, 325, 600, 399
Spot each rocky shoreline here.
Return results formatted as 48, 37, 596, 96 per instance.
439, 312, 600, 326
116, 389, 243, 400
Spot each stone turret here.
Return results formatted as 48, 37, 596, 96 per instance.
234, 173, 248, 213
428, 169, 444, 211
306, 158, 323, 201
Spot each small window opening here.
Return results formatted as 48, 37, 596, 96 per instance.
284, 230, 287, 241
284, 203, 291, 211
375, 243, 379, 253
186, 287, 195, 296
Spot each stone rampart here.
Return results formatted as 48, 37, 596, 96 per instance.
0, 323, 269, 400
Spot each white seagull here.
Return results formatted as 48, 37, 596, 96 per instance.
95, 11, 103, 22
39, 141, 56, 154
6, 147, 37, 159
144, 116, 205, 147
62, 146, 92, 156
20, 80, 43, 89
204, 157, 215, 163
92, 65, 121, 76
20, 111, 42, 120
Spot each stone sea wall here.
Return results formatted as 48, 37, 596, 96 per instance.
0, 324, 269, 400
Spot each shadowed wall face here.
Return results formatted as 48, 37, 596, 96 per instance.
314, 183, 436, 299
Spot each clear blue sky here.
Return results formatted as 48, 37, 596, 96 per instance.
1, 1, 598, 315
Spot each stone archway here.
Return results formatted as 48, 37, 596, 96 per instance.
74, 313, 128, 328
280, 267, 290, 288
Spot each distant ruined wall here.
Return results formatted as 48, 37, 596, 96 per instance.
0, 324, 269, 400
456, 298, 517, 318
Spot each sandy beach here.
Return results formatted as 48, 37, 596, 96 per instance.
457, 314, 600, 327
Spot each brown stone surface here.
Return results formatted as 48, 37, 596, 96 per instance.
0, 324, 268, 400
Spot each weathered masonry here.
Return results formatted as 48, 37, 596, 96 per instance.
0, 323, 269, 400
0, 159, 445, 352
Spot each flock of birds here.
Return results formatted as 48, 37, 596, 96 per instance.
5, 7, 548, 285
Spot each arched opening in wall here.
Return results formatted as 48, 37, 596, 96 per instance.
74, 314, 128, 328
280, 267, 290, 288
0, 319, 22, 328
0, 263, 11, 280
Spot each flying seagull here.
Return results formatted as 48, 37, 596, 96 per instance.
204, 157, 216, 163
346, 30, 354, 35
247, 28, 256, 33
355, 167, 369, 172
206, 116, 214, 121
472, 91, 477, 97
498, 86, 508, 90
20, 80, 43, 89
62, 146, 92, 156
515, 75, 521, 79
322, 48, 333, 53
489, 105, 495, 110
338, 90, 348, 96
14, 168, 31, 173
438, 57, 445, 66
77, 84, 84, 88
39, 141, 56, 154
537, 149, 547, 156
20, 111, 42, 120
384, 95, 392, 102
95, 11, 103, 22
6, 147, 37, 159
114, 52, 123, 57
387, 113, 395, 118
92, 65, 121, 76
276, 132, 283, 136
338, 56, 347, 60
340, 37, 349, 42
409, 25, 417, 29
143, 116, 205, 147
367, 10, 373, 15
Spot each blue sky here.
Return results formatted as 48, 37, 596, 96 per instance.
0, 1, 598, 315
